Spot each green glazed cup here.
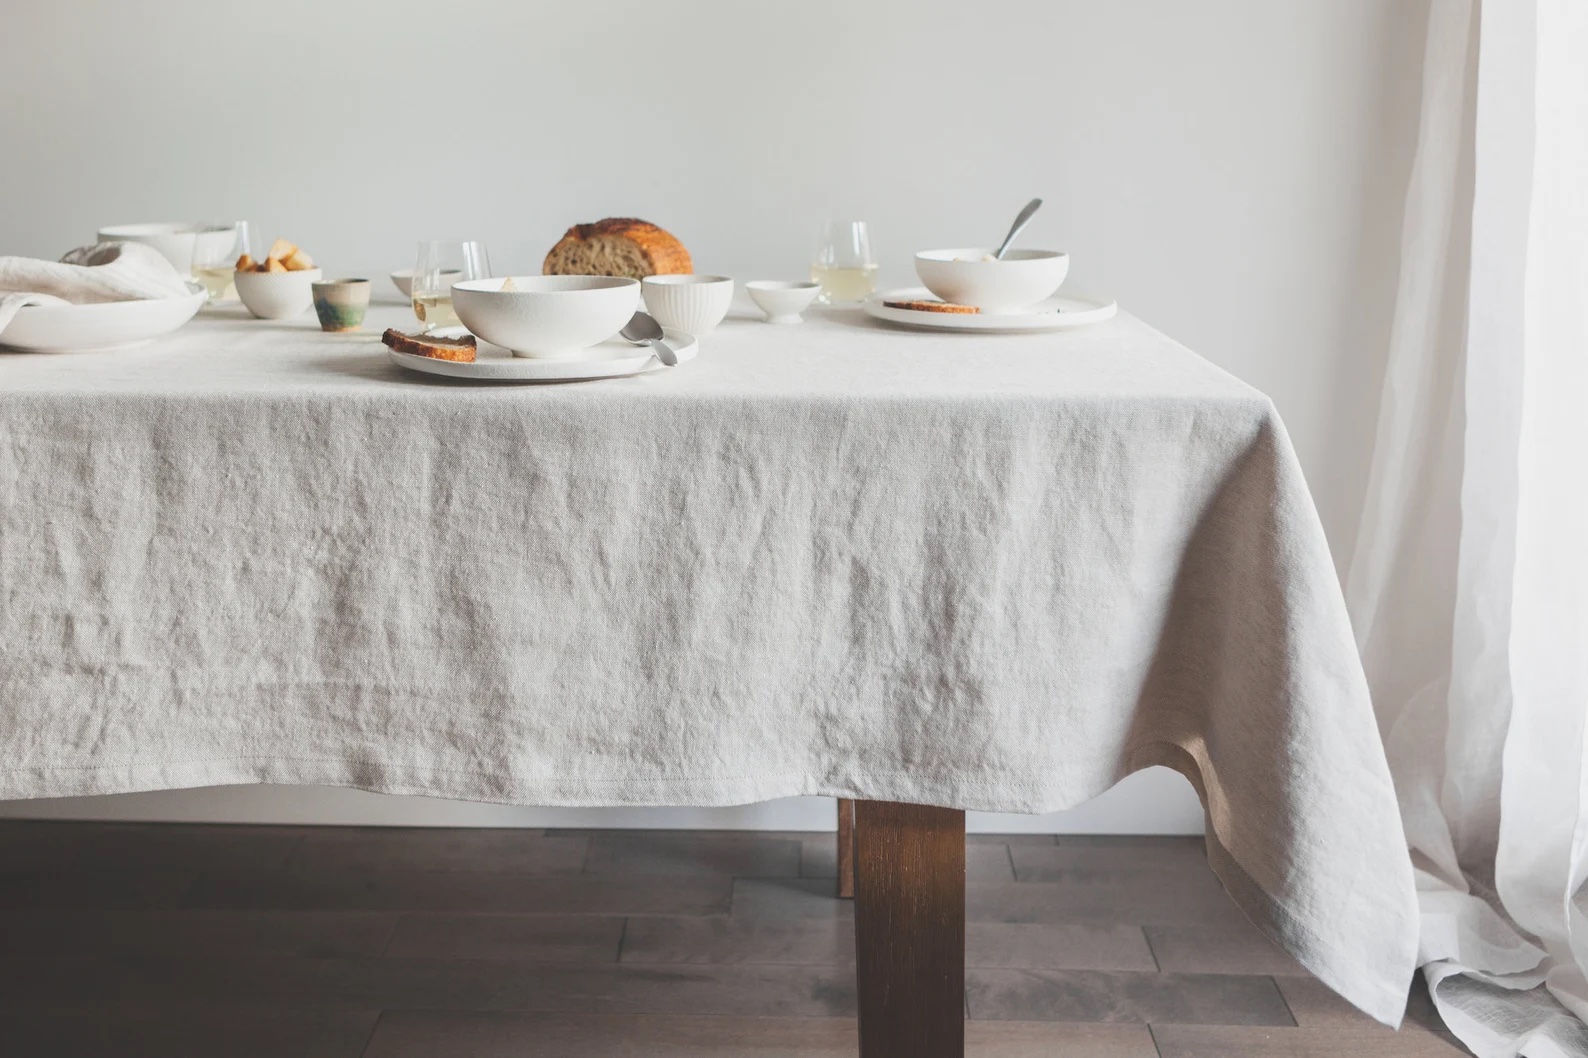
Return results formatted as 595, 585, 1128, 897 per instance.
311, 278, 372, 332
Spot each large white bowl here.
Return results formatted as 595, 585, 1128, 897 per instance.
642, 274, 734, 335
97, 223, 198, 277
0, 285, 206, 352
452, 276, 640, 358
235, 267, 322, 319
914, 248, 1069, 313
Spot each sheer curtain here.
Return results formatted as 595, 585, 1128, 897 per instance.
1346, 1, 1588, 1055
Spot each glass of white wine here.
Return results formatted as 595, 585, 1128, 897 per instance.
191, 221, 250, 303
811, 221, 877, 305
413, 239, 489, 331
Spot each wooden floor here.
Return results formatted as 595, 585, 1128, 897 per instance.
0, 821, 1469, 1057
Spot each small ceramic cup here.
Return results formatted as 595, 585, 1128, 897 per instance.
641, 274, 734, 335
746, 280, 821, 325
311, 278, 372, 331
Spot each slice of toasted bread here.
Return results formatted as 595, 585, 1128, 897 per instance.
263, 257, 287, 273
235, 254, 256, 272
883, 299, 979, 314
283, 248, 314, 271
381, 327, 478, 363
266, 238, 296, 261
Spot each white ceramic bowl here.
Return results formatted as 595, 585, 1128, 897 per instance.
914, 248, 1069, 313
452, 276, 640, 358
0, 284, 207, 352
234, 267, 322, 319
97, 223, 198, 276
746, 280, 820, 325
642, 275, 734, 335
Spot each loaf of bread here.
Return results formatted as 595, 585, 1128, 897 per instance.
542, 218, 692, 279
381, 328, 477, 362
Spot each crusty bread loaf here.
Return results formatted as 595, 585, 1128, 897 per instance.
381, 327, 477, 362
883, 299, 979, 314
542, 218, 692, 279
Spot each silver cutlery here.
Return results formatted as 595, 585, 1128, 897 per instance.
620, 311, 677, 366
993, 198, 1043, 260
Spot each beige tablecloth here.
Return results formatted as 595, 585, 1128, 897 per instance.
0, 302, 1417, 1023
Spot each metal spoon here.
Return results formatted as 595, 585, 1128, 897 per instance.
620, 310, 677, 366
993, 198, 1043, 260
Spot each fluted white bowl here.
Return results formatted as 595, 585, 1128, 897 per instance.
452, 276, 640, 358
641, 275, 734, 335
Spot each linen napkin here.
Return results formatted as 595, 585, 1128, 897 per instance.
0, 241, 193, 333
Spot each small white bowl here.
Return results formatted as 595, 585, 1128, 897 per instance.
642, 274, 734, 335
234, 267, 322, 319
452, 275, 640, 358
747, 280, 821, 325
97, 223, 198, 277
390, 268, 462, 299
914, 248, 1069, 313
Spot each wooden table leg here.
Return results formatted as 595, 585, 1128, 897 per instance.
853, 800, 965, 1058
837, 797, 855, 899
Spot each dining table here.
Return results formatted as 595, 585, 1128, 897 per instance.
0, 296, 1420, 1056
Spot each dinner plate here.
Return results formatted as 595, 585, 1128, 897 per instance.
386, 326, 698, 382
863, 287, 1118, 332
0, 285, 207, 352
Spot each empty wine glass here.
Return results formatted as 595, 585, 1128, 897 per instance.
811, 221, 877, 305
413, 239, 489, 331
191, 221, 251, 303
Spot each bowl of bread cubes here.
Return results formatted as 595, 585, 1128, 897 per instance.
451, 218, 692, 358
234, 239, 321, 319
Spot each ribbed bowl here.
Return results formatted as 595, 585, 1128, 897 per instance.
641, 275, 734, 336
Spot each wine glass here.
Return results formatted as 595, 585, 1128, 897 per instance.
811, 221, 877, 305
413, 239, 489, 331
191, 221, 251, 303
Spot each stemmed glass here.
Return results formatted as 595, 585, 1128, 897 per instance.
412, 239, 489, 331
811, 221, 877, 305
191, 221, 251, 303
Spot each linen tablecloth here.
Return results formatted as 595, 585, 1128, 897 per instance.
0, 303, 1417, 1023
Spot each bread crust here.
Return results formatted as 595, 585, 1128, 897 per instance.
381, 327, 478, 362
543, 217, 692, 278
883, 299, 979, 314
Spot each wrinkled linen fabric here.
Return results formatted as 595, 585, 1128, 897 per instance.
0, 307, 1418, 1023
0, 242, 193, 332
1346, 1, 1588, 1054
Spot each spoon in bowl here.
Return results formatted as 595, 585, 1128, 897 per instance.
993, 198, 1043, 260
620, 310, 677, 366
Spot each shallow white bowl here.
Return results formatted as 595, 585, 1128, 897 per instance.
235, 267, 322, 319
914, 248, 1069, 313
642, 274, 734, 335
0, 285, 206, 352
746, 280, 820, 325
452, 276, 640, 358
97, 223, 198, 277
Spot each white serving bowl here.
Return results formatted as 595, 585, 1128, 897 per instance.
452, 276, 640, 358
97, 223, 198, 277
746, 280, 820, 325
642, 274, 734, 335
234, 267, 322, 319
0, 284, 207, 352
914, 248, 1069, 313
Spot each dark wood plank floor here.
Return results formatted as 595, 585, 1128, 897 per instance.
0, 821, 1469, 1057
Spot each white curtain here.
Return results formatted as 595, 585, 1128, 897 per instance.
1346, 0, 1588, 1055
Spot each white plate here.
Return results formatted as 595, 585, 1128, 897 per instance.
863, 287, 1117, 332
386, 326, 698, 382
0, 285, 207, 352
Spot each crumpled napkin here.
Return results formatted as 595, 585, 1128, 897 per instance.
0, 242, 194, 333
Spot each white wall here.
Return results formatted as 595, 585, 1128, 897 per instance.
0, 0, 1426, 832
